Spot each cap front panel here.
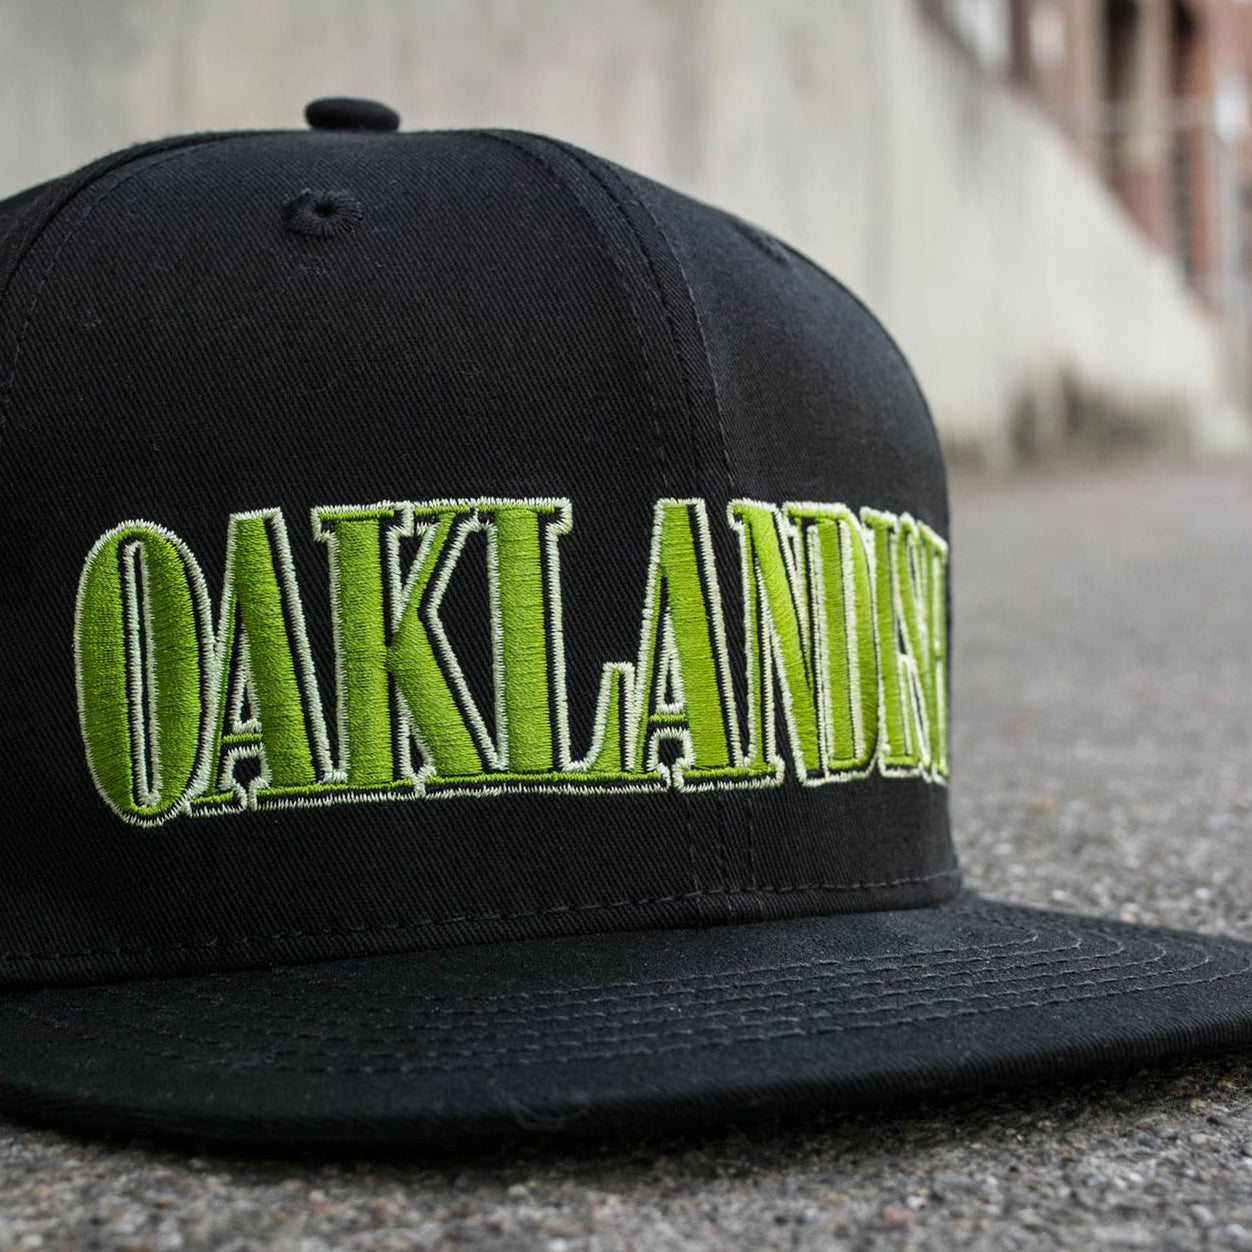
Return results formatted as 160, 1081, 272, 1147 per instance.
0, 131, 956, 986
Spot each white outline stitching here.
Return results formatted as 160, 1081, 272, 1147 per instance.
75, 497, 950, 823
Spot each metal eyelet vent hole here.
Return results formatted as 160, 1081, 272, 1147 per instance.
281, 188, 364, 238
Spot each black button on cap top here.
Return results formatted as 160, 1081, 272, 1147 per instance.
305, 97, 400, 132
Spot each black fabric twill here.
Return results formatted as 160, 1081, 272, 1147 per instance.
0, 104, 1249, 1150
0, 126, 953, 986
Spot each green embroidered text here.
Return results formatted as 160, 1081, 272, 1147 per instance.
73, 497, 949, 824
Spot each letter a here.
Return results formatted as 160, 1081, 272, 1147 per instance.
630, 499, 739, 779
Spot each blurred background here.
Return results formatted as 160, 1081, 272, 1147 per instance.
3, 0, 1252, 470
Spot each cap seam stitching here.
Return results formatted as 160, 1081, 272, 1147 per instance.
586, 152, 746, 900
0, 134, 238, 339
534, 136, 744, 907
0, 867, 960, 965
480, 130, 708, 897
107, 936, 1138, 1029
235, 895, 1033, 1007
476, 132, 671, 495
37, 946, 1171, 1054
9, 948, 1245, 1076
26, 902, 1045, 1015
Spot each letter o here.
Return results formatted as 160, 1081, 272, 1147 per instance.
75, 523, 211, 823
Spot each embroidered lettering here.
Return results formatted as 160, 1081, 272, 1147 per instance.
75, 523, 215, 823
201, 510, 331, 808
74, 497, 950, 824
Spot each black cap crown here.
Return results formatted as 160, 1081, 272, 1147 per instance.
0, 120, 952, 988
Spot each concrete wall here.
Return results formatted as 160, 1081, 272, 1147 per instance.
1, 0, 1247, 462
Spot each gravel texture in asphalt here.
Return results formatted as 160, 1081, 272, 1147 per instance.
1, 465, 1250, 1251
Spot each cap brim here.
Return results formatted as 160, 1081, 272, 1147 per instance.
2, 893, 1251, 1151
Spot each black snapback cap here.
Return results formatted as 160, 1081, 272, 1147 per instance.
0, 98, 1249, 1151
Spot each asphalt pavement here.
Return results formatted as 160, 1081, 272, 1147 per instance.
1, 464, 1250, 1251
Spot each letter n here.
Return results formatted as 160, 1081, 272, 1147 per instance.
729, 500, 823, 780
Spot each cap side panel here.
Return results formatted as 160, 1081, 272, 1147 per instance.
600, 168, 957, 894
782, 243, 948, 529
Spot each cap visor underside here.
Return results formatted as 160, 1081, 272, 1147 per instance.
2, 894, 1251, 1151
